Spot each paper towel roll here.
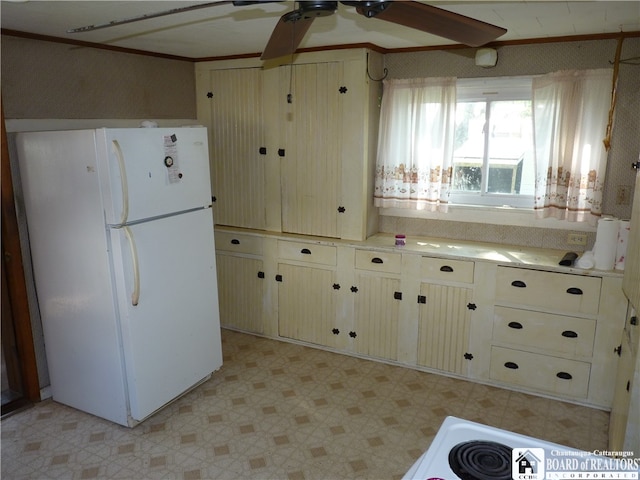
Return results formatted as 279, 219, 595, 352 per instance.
593, 217, 620, 270
615, 220, 631, 270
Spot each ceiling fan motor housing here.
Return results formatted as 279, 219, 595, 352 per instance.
294, 1, 339, 20
340, 1, 390, 18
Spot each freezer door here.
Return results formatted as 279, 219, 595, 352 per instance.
110, 208, 222, 421
97, 128, 213, 225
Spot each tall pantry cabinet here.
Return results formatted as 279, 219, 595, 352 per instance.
195, 49, 383, 241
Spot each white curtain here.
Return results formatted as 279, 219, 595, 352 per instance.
532, 68, 613, 223
373, 77, 456, 211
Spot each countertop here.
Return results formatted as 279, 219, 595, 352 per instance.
215, 227, 623, 278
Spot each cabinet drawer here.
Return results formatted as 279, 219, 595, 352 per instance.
355, 250, 402, 274
495, 267, 601, 315
490, 346, 590, 398
493, 306, 595, 357
421, 257, 474, 283
278, 240, 336, 266
215, 231, 263, 255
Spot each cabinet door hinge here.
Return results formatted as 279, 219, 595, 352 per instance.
417, 295, 426, 304
393, 291, 402, 300
257, 271, 265, 279
275, 274, 283, 282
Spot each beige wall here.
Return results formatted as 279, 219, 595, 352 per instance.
380, 37, 640, 249
1, 35, 196, 120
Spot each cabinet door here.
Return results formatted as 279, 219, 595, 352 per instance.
280, 62, 342, 238
417, 283, 473, 375
352, 273, 401, 360
206, 68, 265, 229
623, 168, 640, 311
277, 263, 337, 347
216, 254, 264, 334
609, 329, 635, 450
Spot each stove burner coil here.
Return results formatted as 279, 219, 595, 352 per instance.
448, 440, 513, 480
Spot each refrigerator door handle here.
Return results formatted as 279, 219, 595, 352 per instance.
123, 226, 140, 306
112, 140, 129, 225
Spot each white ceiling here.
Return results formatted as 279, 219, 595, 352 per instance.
2, 1, 639, 59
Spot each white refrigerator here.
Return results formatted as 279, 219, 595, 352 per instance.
15, 127, 223, 427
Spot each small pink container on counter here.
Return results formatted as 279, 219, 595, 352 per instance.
395, 234, 406, 247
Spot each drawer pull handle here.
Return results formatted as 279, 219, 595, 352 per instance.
504, 362, 519, 369
561, 330, 578, 338
231, 239, 240, 245
556, 371, 572, 380
508, 321, 523, 329
439, 265, 454, 272
511, 280, 527, 288
300, 248, 311, 255
371, 257, 384, 264
566, 287, 583, 295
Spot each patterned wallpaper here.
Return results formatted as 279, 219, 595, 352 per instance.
381, 37, 640, 249
1, 35, 196, 120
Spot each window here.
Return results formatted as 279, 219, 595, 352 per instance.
450, 77, 534, 208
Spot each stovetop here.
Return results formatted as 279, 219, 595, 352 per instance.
403, 417, 639, 480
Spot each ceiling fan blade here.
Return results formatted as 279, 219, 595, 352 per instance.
261, 13, 316, 60
354, 1, 507, 47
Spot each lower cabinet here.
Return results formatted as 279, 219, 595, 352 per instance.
277, 263, 338, 347
214, 231, 265, 334
216, 254, 265, 334
489, 346, 591, 398
350, 249, 403, 360
417, 283, 473, 375
352, 273, 401, 361
487, 267, 626, 407
215, 229, 627, 409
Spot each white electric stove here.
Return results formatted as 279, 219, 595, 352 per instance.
403, 416, 639, 480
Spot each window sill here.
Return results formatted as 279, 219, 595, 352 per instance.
378, 205, 597, 232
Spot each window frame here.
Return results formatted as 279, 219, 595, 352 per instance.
450, 76, 535, 208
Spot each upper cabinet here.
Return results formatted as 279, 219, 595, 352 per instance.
201, 67, 267, 230
280, 61, 342, 238
196, 49, 383, 241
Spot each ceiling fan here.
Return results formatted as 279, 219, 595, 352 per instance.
68, 1, 507, 60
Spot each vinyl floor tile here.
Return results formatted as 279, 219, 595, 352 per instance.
1, 329, 609, 479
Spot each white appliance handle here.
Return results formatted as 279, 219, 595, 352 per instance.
123, 226, 140, 306
111, 140, 129, 225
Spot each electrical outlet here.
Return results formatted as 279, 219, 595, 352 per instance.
567, 233, 587, 246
